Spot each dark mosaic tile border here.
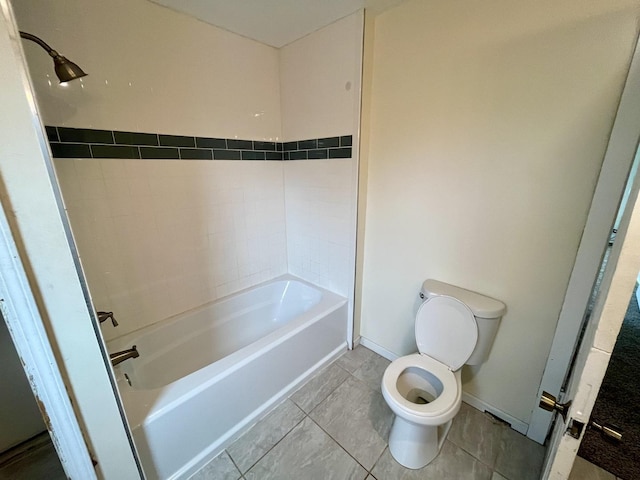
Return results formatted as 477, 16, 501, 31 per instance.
46, 126, 352, 161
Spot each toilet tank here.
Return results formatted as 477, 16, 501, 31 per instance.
420, 280, 506, 365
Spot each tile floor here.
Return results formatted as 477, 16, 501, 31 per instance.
0, 346, 623, 480
189, 345, 548, 480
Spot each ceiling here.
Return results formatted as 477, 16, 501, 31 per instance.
149, 0, 405, 48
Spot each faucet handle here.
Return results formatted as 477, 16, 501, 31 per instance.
97, 311, 118, 327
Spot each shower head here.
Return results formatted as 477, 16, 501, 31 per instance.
19, 31, 87, 83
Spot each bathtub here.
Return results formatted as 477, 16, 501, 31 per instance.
108, 275, 348, 479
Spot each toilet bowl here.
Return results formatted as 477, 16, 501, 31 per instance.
381, 281, 505, 469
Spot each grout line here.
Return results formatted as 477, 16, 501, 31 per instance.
369, 445, 387, 475
224, 449, 243, 478
305, 372, 351, 417
307, 414, 372, 473
233, 412, 308, 476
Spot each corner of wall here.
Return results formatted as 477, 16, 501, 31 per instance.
354, 10, 376, 340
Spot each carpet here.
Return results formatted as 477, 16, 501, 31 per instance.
577, 285, 640, 480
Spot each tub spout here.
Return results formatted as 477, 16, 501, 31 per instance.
110, 345, 139, 366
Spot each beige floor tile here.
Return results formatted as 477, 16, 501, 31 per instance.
189, 451, 240, 480
352, 352, 391, 392
448, 402, 505, 468
290, 362, 350, 413
227, 399, 305, 473
335, 345, 377, 373
244, 417, 366, 480
494, 426, 545, 480
371, 442, 493, 480
310, 375, 393, 470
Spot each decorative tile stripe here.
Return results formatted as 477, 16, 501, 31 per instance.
46, 126, 352, 161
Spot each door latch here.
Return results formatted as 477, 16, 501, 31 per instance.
567, 418, 622, 441
540, 391, 623, 442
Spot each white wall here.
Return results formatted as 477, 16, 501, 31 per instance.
359, 0, 640, 424
280, 13, 363, 142
12, 0, 281, 140
280, 13, 363, 302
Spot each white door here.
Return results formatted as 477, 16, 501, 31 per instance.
540, 162, 640, 478
527, 30, 640, 444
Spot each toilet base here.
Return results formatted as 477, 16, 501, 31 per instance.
387, 415, 452, 469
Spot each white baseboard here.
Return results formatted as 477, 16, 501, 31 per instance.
461, 392, 529, 435
359, 336, 529, 435
359, 337, 399, 361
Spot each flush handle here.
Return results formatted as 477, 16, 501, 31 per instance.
539, 391, 572, 422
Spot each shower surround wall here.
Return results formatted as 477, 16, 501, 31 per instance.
14, 0, 363, 342
54, 158, 287, 340
281, 13, 363, 305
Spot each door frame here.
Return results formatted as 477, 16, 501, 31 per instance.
0, 2, 142, 478
0, 192, 95, 478
541, 143, 640, 478
527, 30, 640, 444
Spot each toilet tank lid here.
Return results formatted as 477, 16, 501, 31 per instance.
421, 280, 506, 318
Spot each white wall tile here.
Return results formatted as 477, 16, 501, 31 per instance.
13, 0, 281, 140
284, 160, 355, 297
56, 158, 287, 341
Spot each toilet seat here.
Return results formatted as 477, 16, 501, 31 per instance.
382, 353, 461, 426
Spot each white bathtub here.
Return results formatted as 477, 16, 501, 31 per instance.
108, 275, 347, 480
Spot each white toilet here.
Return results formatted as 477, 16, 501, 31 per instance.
381, 279, 506, 469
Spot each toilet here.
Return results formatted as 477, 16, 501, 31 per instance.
381, 279, 506, 469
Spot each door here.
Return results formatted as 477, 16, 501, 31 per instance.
527, 30, 640, 444
540, 160, 640, 478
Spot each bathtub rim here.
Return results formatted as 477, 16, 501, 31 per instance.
108, 274, 347, 427
108, 273, 325, 349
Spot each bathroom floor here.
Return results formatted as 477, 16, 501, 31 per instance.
0, 432, 65, 480
0, 346, 621, 479
190, 345, 546, 480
